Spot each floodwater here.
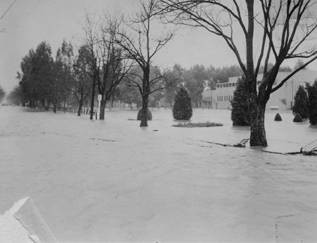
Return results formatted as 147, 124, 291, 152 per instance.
0, 106, 317, 242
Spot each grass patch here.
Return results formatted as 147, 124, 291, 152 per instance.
173, 122, 223, 128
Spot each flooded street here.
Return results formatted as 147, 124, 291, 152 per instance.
1, 106, 317, 242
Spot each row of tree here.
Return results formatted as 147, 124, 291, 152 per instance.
10, 0, 173, 127
16, 41, 77, 113
11, 39, 248, 119
231, 78, 317, 126
12, 39, 135, 116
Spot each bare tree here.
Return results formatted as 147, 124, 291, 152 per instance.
97, 17, 132, 120
158, 0, 317, 146
84, 15, 100, 120
84, 16, 132, 120
116, 0, 173, 127
126, 64, 165, 108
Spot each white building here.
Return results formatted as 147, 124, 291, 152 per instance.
201, 80, 213, 108
205, 69, 317, 110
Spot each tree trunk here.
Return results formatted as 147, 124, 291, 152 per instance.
43, 99, 49, 111
77, 99, 83, 116
111, 96, 115, 108
29, 100, 34, 108
140, 65, 150, 127
53, 103, 57, 113
90, 78, 96, 120
249, 101, 267, 147
99, 98, 106, 120
41, 99, 45, 109
140, 94, 149, 127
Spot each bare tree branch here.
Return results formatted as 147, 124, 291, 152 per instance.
271, 55, 317, 93
114, 0, 173, 126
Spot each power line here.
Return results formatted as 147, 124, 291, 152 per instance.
0, 0, 18, 20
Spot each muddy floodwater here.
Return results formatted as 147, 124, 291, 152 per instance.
0, 106, 317, 242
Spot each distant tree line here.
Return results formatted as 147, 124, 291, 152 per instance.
162, 64, 292, 109
162, 64, 241, 108
9, 37, 252, 113
8, 41, 295, 115
0, 86, 5, 103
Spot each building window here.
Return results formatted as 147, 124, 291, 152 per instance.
217, 96, 224, 101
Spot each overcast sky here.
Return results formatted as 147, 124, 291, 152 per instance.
1, 0, 317, 92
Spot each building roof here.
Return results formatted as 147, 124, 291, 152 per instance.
226, 69, 317, 85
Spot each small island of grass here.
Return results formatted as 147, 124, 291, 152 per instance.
173, 122, 223, 128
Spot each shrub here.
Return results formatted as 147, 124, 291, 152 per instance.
292, 85, 309, 119
274, 113, 282, 121
231, 77, 250, 126
306, 81, 317, 125
137, 108, 152, 121
173, 87, 193, 121
293, 113, 303, 123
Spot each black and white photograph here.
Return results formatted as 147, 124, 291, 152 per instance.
1, 0, 317, 242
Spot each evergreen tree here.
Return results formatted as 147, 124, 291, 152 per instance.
274, 113, 282, 121
73, 45, 92, 116
292, 85, 309, 119
306, 81, 317, 125
293, 113, 303, 123
19, 41, 54, 108
173, 87, 192, 120
231, 77, 250, 126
